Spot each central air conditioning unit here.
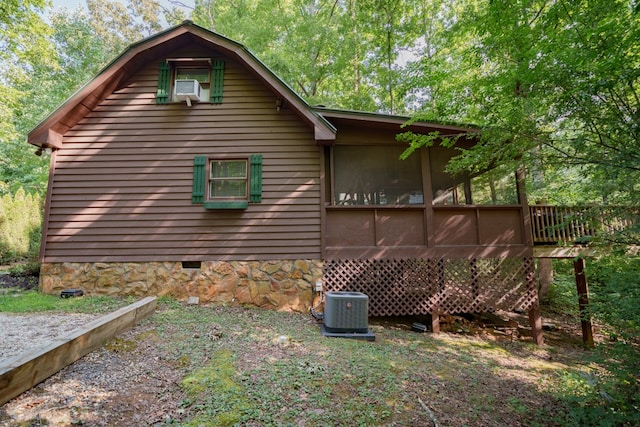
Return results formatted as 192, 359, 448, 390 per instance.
321, 291, 375, 340
174, 79, 202, 104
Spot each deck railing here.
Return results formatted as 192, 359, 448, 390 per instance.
529, 205, 637, 245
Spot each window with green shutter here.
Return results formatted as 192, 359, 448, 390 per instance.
157, 59, 225, 104
193, 155, 262, 209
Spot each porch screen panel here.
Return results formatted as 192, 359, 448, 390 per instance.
430, 145, 517, 206
429, 145, 469, 205
469, 164, 518, 205
333, 145, 423, 206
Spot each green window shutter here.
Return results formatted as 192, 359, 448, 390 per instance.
250, 154, 262, 203
210, 59, 224, 104
157, 61, 171, 104
192, 156, 206, 204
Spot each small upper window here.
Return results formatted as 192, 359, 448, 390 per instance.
172, 62, 211, 103
157, 58, 224, 105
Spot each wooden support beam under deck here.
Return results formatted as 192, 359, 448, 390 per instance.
573, 258, 595, 347
528, 304, 544, 346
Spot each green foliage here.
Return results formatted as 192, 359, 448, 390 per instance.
0, 140, 49, 196
0, 84, 20, 148
191, 0, 436, 114
0, 0, 54, 65
549, 350, 640, 426
85, 0, 152, 54
404, 0, 640, 210
0, 189, 42, 264
549, 254, 640, 342
0, 0, 55, 193
7, 260, 42, 277
547, 269, 579, 316
547, 256, 640, 425
586, 254, 640, 340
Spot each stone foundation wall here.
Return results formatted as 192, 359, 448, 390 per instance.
40, 260, 323, 313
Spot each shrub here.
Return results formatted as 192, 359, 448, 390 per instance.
549, 255, 640, 425
587, 253, 640, 340
0, 188, 43, 264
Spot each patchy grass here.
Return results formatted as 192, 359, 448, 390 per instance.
0, 290, 134, 314
180, 350, 251, 427
146, 302, 602, 426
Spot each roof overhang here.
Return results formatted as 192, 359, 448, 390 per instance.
314, 107, 480, 138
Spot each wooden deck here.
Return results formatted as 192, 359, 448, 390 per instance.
530, 205, 636, 246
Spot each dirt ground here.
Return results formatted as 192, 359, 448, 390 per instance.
0, 321, 186, 427
0, 270, 39, 292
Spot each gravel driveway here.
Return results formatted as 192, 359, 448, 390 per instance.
0, 313, 99, 360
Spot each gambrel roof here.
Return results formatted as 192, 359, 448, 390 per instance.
28, 20, 338, 149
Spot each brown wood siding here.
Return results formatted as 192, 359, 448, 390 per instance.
44, 48, 321, 263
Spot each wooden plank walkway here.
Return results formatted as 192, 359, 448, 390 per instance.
0, 296, 157, 406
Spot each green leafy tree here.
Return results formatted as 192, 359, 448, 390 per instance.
1, 0, 179, 195
85, 0, 133, 47
191, 0, 431, 113
0, 0, 55, 194
0, 0, 54, 65
400, 5, 639, 420
2, 8, 114, 195
401, 0, 640, 212
0, 189, 42, 263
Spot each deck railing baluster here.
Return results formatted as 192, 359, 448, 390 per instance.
530, 205, 636, 245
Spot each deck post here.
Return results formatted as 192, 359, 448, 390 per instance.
431, 309, 440, 333
528, 303, 544, 346
573, 257, 595, 347
538, 258, 553, 303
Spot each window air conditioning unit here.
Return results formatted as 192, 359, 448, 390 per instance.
323, 291, 370, 333
174, 79, 202, 103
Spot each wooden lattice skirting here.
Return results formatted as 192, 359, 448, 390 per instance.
323, 257, 538, 317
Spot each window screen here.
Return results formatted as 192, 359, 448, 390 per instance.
470, 165, 518, 205
333, 146, 423, 205
209, 160, 248, 198
429, 145, 470, 205
176, 67, 210, 83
